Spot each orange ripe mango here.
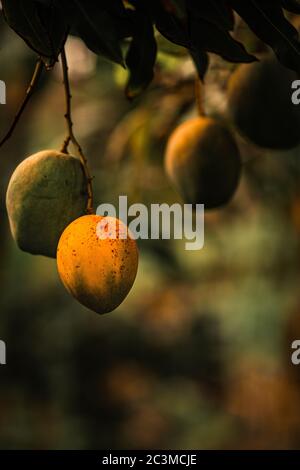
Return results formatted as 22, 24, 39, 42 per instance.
165, 117, 241, 209
57, 215, 139, 315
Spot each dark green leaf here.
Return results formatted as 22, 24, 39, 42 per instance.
189, 49, 209, 80
125, 10, 157, 99
149, 0, 189, 47
282, 0, 300, 14
71, 0, 124, 65
186, 0, 235, 31
189, 16, 256, 63
161, 0, 187, 19
2, 0, 68, 64
230, 0, 300, 73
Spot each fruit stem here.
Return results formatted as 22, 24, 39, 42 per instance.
0, 58, 44, 149
195, 78, 206, 117
60, 47, 94, 214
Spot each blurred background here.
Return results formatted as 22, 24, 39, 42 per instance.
1, 14, 300, 450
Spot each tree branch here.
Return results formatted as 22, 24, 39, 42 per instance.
60, 47, 94, 214
0, 58, 44, 148
195, 77, 206, 117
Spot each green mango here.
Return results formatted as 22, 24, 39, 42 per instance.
165, 117, 241, 209
6, 150, 88, 258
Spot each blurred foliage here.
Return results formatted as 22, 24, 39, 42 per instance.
1, 13, 300, 450
2, 1, 300, 95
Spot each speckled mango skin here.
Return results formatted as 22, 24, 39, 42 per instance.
165, 117, 241, 209
57, 215, 139, 315
6, 150, 88, 258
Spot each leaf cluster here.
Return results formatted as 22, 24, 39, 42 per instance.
2, 0, 300, 97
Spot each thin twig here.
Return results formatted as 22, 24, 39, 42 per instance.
194, 78, 205, 117
60, 47, 94, 214
0, 58, 44, 149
